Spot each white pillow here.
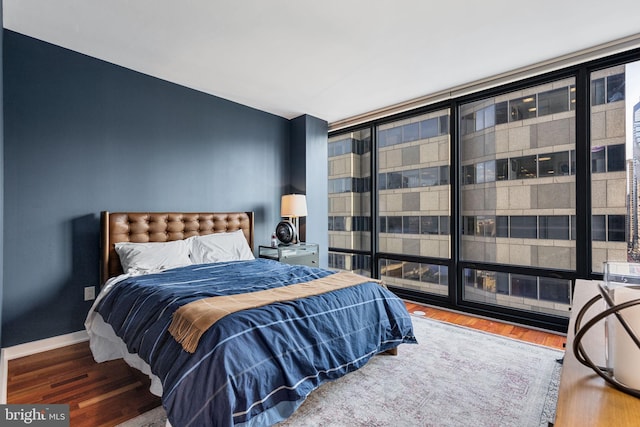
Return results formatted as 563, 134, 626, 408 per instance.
189, 230, 255, 264
114, 240, 192, 274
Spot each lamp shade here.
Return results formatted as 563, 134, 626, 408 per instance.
281, 194, 307, 218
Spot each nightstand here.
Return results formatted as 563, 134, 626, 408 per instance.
258, 243, 319, 267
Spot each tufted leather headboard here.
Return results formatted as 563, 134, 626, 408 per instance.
100, 211, 254, 284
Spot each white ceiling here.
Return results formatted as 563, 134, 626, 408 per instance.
4, 0, 640, 124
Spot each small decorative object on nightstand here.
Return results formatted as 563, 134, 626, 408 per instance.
259, 243, 319, 267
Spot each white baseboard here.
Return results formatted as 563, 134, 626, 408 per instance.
0, 330, 89, 404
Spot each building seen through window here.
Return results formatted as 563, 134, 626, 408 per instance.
328, 60, 640, 327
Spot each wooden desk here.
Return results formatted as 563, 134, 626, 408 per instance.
555, 279, 640, 426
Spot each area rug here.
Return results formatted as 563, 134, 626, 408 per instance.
117, 316, 563, 427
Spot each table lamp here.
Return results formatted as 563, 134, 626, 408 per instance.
280, 194, 307, 244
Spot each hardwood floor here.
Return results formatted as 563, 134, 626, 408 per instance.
6, 342, 161, 427
6, 302, 566, 426
404, 301, 566, 350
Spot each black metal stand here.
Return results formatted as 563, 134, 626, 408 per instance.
572, 284, 640, 399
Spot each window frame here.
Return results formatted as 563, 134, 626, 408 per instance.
328, 47, 640, 333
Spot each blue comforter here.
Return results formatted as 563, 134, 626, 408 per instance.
96, 258, 416, 427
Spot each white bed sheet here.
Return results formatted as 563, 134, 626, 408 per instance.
85, 274, 173, 426
84, 273, 164, 395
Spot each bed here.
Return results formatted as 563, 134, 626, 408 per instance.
85, 211, 416, 427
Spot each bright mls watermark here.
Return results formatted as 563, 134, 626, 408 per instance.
0, 405, 69, 426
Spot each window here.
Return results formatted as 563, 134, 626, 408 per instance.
592, 215, 606, 241
388, 216, 402, 233
592, 146, 606, 172
475, 161, 493, 183
403, 169, 420, 188
421, 216, 439, 234
539, 277, 571, 304
539, 216, 570, 240
495, 102, 509, 124
463, 165, 475, 185
496, 159, 509, 180
328, 129, 371, 261
538, 87, 569, 116
591, 72, 625, 106
403, 122, 420, 143
421, 118, 439, 138
608, 215, 626, 242
379, 216, 387, 233
592, 78, 606, 105
388, 172, 402, 189
460, 113, 475, 136
510, 216, 538, 239
329, 252, 371, 277
439, 216, 450, 235
477, 216, 496, 237
538, 152, 570, 176
607, 73, 625, 102
512, 156, 537, 179
378, 127, 402, 148
496, 216, 509, 237
509, 95, 537, 121
421, 167, 440, 186
403, 216, 420, 234
463, 269, 569, 317
459, 78, 575, 316
462, 216, 474, 236
607, 144, 625, 172
439, 166, 449, 185
378, 173, 387, 190
381, 258, 448, 296
590, 64, 639, 271
377, 110, 451, 297
329, 51, 640, 330
511, 274, 538, 299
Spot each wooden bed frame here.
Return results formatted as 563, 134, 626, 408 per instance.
100, 211, 254, 284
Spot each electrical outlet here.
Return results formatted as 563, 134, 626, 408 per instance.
84, 286, 96, 301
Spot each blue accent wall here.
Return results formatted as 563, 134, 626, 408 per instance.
1, 30, 296, 346
0, 5, 4, 347
290, 115, 328, 267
